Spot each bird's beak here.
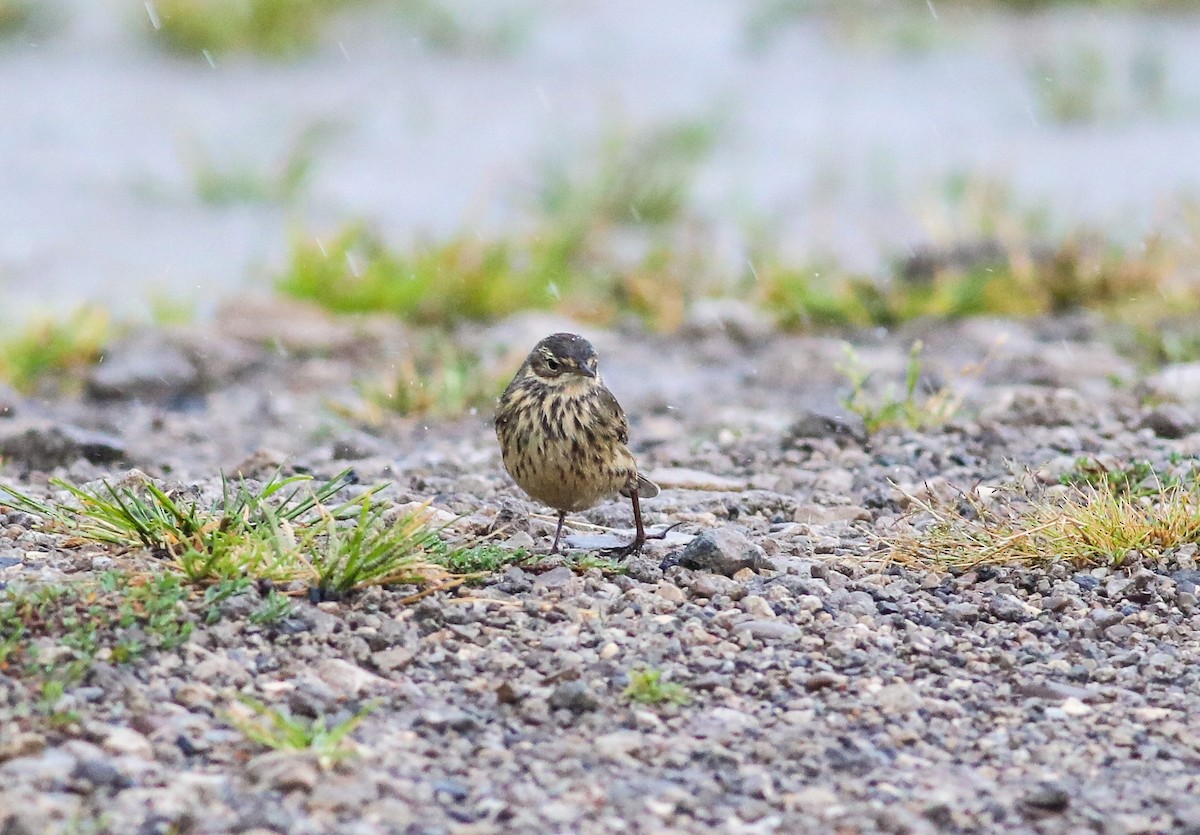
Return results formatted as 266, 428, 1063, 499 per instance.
580, 364, 597, 378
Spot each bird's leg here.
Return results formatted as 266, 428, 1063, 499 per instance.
607, 489, 646, 558
549, 510, 567, 554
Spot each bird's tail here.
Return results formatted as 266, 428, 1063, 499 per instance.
622, 473, 660, 499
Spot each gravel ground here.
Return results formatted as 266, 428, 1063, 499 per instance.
3, 300, 1200, 834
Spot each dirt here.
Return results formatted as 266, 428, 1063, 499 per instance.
2, 300, 1200, 833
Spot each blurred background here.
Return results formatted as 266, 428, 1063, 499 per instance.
1, 0, 1198, 336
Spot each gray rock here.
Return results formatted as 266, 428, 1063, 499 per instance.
0, 423, 125, 469
678, 528, 769, 576
217, 592, 259, 620
841, 591, 877, 617
0, 384, 19, 418
417, 707, 480, 733
682, 298, 775, 344
0, 748, 77, 789
804, 671, 848, 691
286, 677, 336, 719
785, 410, 867, 446
548, 680, 600, 714
1016, 680, 1096, 702
1022, 780, 1070, 813
330, 432, 388, 461
234, 796, 296, 833
245, 751, 320, 793
688, 706, 758, 740
873, 682, 921, 714
1091, 608, 1124, 630
742, 594, 775, 619
792, 504, 870, 525
71, 758, 131, 790
625, 556, 664, 584
0, 792, 81, 835
1171, 569, 1200, 594
689, 573, 743, 599
1105, 624, 1133, 641
0, 732, 45, 761
534, 566, 577, 589
372, 647, 414, 673
732, 619, 801, 640
493, 566, 533, 594
796, 594, 823, 612
1144, 362, 1200, 406
101, 727, 153, 758
945, 602, 980, 623
87, 335, 200, 402
1139, 404, 1198, 439
988, 594, 1028, 622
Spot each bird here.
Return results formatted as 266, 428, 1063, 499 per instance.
494, 332, 659, 557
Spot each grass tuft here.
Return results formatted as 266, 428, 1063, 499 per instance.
300, 499, 446, 600
756, 230, 1184, 332
624, 668, 690, 706
191, 123, 331, 206
278, 118, 719, 330
249, 588, 295, 625
539, 120, 717, 231
1059, 455, 1200, 498
3, 470, 353, 572
0, 0, 35, 35
227, 695, 376, 765
148, 0, 359, 58
2, 469, 463, 600
0, 307, 114, 394
839, 340, 962, 433
366, 338, 509, 418
277, 223, 561, 324
889, 476, 1200, 570
429, 542, 528, 574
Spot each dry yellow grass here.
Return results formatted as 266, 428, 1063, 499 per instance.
887, 479, 1200, 570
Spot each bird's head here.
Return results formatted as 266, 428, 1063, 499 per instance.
526, 332, 600, 383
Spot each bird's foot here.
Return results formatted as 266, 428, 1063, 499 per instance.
602, 540, 642, 560
601, 523, 684, 559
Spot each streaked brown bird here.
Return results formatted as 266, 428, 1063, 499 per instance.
494, 332, 659, 556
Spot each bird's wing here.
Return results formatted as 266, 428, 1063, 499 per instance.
597, 386, 629, 445
602, 386, 660, 498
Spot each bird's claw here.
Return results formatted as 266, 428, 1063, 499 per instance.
646, 521, 684, 541
602, 523, 685, 559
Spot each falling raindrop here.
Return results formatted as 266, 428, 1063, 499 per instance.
547, 281, 561, 300
144, 1, 161, 30
925, 0, 938, 20
202, 50, 216, 69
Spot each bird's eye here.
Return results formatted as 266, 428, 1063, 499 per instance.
545, 357, 561, 372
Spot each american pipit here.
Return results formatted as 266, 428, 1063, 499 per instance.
494, 332, 659, 556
